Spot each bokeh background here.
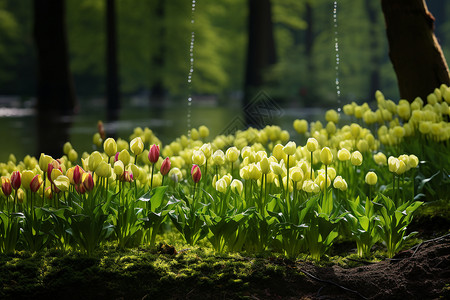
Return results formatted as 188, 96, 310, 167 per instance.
0, 0, 449, 161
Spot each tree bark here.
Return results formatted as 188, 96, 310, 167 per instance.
243, 0, 277, 128
106, 0, 120, 120
33, 0, 76, 112
381, 0, 450, 102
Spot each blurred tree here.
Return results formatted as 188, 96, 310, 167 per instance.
106, 0, 120, 118
34, 0, 76, 112
382, 0, 450, 102
244, 0, 277, 127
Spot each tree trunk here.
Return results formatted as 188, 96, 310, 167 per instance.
106, 0, 120, 120
33, 0, 76, 112
381, 0, 450, 102
243, 0, 277, 128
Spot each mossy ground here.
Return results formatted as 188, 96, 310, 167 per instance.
1, 204, 449, 300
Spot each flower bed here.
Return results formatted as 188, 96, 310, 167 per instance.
0, 88, 449, 261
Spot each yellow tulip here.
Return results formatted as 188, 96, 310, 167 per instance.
351, 151, 363, 166
215, 178, 228, 193
306, 138, 319, 152
230, 179, 243, 195
54, 175, 70, 192
337, 149, 351, 161
226, 147, 239, 163
365, 172, 377, 185
130, 137, 144, 156
320, 147, 333, 165
293, 119, 308, 134
88, 151, 103, 172
118, 149, 131, 166
199, 125, 210, 139
21, 170, 35, 190
103, 138, 117, 157
283, 141, 296, 156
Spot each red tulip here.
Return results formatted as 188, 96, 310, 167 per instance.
191, 165, 201, 183
11, 171, 21, 190
82, 172, 94, 192
30, 174, 43, 193
148, 144, 160, 164
160, 157, 171, 176
1, 177, 12, 197
73, 165, 83, 185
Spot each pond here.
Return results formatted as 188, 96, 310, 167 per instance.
0, 97, 326, 162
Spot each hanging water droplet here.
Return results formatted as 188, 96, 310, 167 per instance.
187, 0, 196, 137
333, 1, 342, 111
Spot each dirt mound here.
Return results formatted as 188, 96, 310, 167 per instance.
282, 235, 450, 300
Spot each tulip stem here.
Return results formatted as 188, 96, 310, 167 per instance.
310, 152, 313, 179
150, 163, 155, 190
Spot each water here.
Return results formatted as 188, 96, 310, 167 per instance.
333, 1, 341, 112
187, 0, 197, 137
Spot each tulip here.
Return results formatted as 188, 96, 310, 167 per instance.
226, 147, 239, 163
1, 177, 12, 197
333, 176, 347, 191
192, 150, 206, 166
160, 157, 171, 176
118, 149, 131, 166
54, 175, 70, 192
88, 151, 103, 172
306, 138, 319, 152
21, 170, 35, 190
82, 172, 94, 192
365, 172, 378, 185
95, 161, 112, 178
191, 165, 202, 183
212, 150, 225, 166
293, 119, 308, 134
230, 179, 243, 195
373, 152, 387, 166
11, 171, 21, 190
73, 165, 84, 185
337, 149, 351, 161
103, 138, 117, 157
320, 147, 333, 165
215, 178, 228, 193
130, 137, 144, 156
30, 175, 43, 193
148, 144, 160, 164
44, 186, 53, 199
114, 161, 125, 176
351, 151, 363, 166
199, 125, 210, 139
283, 141, 296, 156
169, 168, 183, 183
39, 153, 53, 173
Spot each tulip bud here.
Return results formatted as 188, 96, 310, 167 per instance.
373, 152, 387, 166
82, 172, 94, 191
351, 151, 363, 166
325, 109, 339, 123
226, 147, 239, 163
118, 149, 131, 166
160, 157, 171, 176
21, 170, 35, 190
130, 137, 144, 156
365, 172, 378, 185
11, 171, 21, 190
215, 178, 228, 193
283, 141, 296, 156
148, 144, 160, 164
290, 167, 304, 182
293, 119, 308, 134
388, 156, 400, 173
408, 155, 419, 169
249, 164, 262, 180
169, 168, 183, 183
260, 157, 270, 174
114, 161, 125, 176
44, 186, 53, 199
320, 147, 333, 165
212, 150, 225, 166
337, 149, 351, 161
200, 143, 212, 159
30, 175, 43, 193
191, 165, 202, 183
72, 165, 83, 185
54, 175, 70, 192
192, 150, 206, 166
39, 153, 54, 173
333, 176, 347, 191
230, 179, 243, 195
1, 177, 12, 197
306, 138, 319, 152
63, 142, 73, 155
67, 149, 78, 163
199, 125, 210, 139
95, 161, 112, 178
103, 138, 117, 157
